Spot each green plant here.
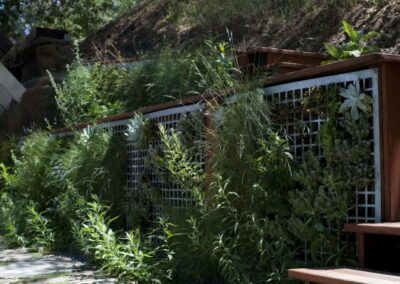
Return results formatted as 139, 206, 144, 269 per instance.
192, 41, 241, 93
0, 192, 27, 248
338, 83, 372, 120
123, 43, 240, 112
25, 204, 55, 251
158, 92, 298, 283
125, 114, 159, 149
10, 131, 62, 211
75, 195, 172, 282
49, 47, 128, 127
56, 127, 126, 220
0, 126, 126, 251
323, 20, 379, 63
50, 41, 240, 128
0, 134, 18, 166
156, 87, 368, 283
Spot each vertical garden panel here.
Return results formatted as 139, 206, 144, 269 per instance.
264, 68, 381, 223
125, 104, 204, 229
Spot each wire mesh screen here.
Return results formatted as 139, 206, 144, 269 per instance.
264, 68, 381, 223
56, 68, 381, 226
55, 105, 204, 230
125, 104, 204, 229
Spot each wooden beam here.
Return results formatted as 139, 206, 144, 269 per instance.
288, 268, 400, 284
344, 223, 400, 236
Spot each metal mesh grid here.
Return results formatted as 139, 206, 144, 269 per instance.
126, 105, 204, 229
55, 105, 204, 230
56, 68, 381, 226
264, 68, 381, 223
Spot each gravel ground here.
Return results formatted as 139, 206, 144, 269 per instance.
0, 238, 117, 284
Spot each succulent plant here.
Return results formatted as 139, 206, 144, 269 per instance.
338, 83, 372, 120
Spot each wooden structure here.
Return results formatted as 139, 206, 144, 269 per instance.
280, 54, 400, 283
56, 53, 400, 225
288, 268, 400, 284
53, 52, 400, 281
236, 47, 328, 74
344, 223, 400, 273
267, 53, 400, 223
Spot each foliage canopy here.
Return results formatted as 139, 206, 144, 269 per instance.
0, 0, 136, 40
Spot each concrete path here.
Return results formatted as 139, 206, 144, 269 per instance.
0, 239, 116, 283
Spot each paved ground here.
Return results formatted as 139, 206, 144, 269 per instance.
0, 239, 116, 283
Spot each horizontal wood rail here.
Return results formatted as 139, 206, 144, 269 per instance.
344, 223, 400, 236
288, 268, 400, 284
344, 223, 400, 270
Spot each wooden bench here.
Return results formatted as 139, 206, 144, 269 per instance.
290, 223, 400, 283
288, 268, 400, 284
344, 223, 400, 271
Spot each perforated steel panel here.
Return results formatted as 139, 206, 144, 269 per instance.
264, 69, 381, 223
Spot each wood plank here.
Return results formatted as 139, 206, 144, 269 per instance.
265, 53, 400, 87
289, 268, 400, 284
344, 223, 400, 236
357, 233, 365, 268
379, 62, 400, 221
237, 47, 328, 59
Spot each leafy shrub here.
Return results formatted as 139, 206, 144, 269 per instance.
51, 41, 239, 128
158, 93, 295, 283
0, 127, 126, 251
57, 128, 126, 206
53, 128, 126, 247
158, 90, 361, 283
25, 205, 55, 251
50, 50, 128, 127
123, 42, 239, 110
324, 20, 379, 63
10, 131, 63, 211
75, 195, 172, 282
0, 134, 18, 166
0, 192, 27, 248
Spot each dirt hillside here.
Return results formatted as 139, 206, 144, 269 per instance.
80, 0, 400, 60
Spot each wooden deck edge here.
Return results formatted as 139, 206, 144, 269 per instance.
288, 268, 349, 284
344, 223, 400, 236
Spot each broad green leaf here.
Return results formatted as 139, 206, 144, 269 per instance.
342, 20, 359, 43
324, 43, 339, 58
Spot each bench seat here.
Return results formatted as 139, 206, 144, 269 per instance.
344, 222, 400, 236
288, 268, 400, 284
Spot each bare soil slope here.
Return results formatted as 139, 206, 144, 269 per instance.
80, 0, 400, 60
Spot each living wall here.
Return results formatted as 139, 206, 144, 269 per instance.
0, 24, 377, 282
0, 84, 371, 282
50, 42, 241, 128
0, 129, 126, 250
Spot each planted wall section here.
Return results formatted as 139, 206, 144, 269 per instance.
264, 68, 381, 223
57, 68, 381, 228
125, 104, 205, 229
58, 104, 205, 229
